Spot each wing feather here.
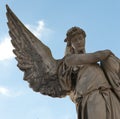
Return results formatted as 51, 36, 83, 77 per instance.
6, 5, 67, 97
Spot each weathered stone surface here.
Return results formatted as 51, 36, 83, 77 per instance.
6, 5, 120, 119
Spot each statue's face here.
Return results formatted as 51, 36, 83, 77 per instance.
71, 34, 85, 53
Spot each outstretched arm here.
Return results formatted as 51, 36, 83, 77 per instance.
65, 50, 113, 66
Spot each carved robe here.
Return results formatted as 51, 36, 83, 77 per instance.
6, 5, 120, 119
58, 55, 120, 119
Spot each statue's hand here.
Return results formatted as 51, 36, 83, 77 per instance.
64, 55, 72, 66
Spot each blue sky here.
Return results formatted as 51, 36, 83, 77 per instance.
0, 0, 120, 119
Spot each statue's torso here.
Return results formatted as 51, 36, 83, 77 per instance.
58, 61, 110, 102
74, 64, 110, 97
69, 63, 111, 103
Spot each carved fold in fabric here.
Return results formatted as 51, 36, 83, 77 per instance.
6, 4, 120, 119
101, 55, 120, 100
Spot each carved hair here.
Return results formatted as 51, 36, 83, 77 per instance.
64, 26, 86, 44
64, 26, 86, 55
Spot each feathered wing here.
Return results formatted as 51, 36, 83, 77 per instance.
6, 5, 67, 97
101, 55, 120, 100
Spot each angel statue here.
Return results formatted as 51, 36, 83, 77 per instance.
6, 5, 120, 119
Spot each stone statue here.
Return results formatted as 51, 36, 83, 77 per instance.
6, 5, 120, 119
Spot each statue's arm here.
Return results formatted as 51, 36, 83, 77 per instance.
65, 50, 112, 66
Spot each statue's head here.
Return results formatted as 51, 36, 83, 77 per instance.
64, 26, 86, 55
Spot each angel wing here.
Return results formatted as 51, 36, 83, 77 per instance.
6, 5, 67, 97
101, 55, 120, 100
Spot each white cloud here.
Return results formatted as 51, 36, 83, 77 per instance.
0, 86, 10, 96
0, 86, 23, 97
0, 36, 15, 61
26, 20, 53, 40
0, 20, 53, 61
26, 20, 44, 38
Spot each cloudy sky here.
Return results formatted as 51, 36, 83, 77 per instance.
0, 0, 120, 119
